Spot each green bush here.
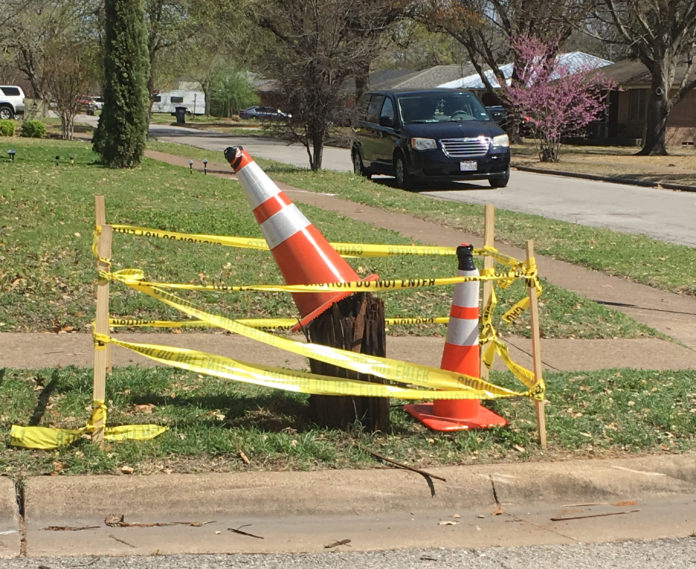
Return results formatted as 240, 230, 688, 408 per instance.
20, 119, 46, 138
0, 120, 15, 136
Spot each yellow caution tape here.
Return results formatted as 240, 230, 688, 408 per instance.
11, 399, 168, 450
98, 335, 522, 400
111, 279, 538, 399
107, 223, 528, 264
480, 287, 545, 399
105, 268, 528, 294
501, 257, 543, 324
108, 316, 450, 329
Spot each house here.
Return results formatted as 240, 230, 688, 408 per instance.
598, 59, 696, 146
438, 52, 613, 106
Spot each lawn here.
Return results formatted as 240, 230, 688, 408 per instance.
1, 135, 694, 477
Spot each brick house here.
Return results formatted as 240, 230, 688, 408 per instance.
601, 59, 696, 147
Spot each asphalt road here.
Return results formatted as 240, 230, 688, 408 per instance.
3, 539, 695, 568
149, 123, 696, 248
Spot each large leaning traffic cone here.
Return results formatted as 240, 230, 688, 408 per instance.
224, 146, 377, 329
404, 244, 507, 431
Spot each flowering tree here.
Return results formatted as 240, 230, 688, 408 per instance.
507, 35, 616, 162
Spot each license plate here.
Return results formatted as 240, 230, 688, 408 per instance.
460, 160, 477, 171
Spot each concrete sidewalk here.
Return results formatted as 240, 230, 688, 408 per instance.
1, 453, 694, 557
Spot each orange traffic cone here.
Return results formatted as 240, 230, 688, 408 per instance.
224, 146, 377, 329
404, 244, 507, 431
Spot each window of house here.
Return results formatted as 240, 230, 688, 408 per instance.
628, 89, 646, 121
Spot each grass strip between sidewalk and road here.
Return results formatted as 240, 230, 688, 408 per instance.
1, 365, 694, 476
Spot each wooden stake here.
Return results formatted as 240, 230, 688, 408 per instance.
526, 240, 547, 449
93, 196, 112, 446
480, 204, 495, 380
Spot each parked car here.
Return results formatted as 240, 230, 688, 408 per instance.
93, 96, 104, 110
0, 85, 26, 120
76, 95, 97, 115
352, 89, 510, 189
485, 104, 535, 137
239, 105, 291, 120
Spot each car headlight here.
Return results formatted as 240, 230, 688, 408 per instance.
492, 134, 509, 148
410, 138, 437, 151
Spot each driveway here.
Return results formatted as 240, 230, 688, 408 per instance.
149, 123, 695, 247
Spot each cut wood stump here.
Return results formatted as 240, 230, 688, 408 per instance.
307, 292, 388, 431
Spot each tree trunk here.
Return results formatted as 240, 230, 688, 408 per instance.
308, 293, 389, 432
639, 64, 671, 156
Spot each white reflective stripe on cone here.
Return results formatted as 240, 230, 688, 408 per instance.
260, 204, 312, 250
237, 161, 282, 208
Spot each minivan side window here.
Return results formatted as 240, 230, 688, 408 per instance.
380, 97, 395, 124
366, 95, 385, 124
1, 87, 20, 96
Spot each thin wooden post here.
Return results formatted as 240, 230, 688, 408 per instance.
95, 197, 112, 373
526, 240, 547, 449
480, 204, 495, 380
93, 196, 112, 446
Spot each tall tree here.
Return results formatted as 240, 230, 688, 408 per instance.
93, 0, 151, 168
1, 0, 101, 108
601, 0, 696, 155
44, 38, 96, 139
249, 0, 409, 171
418, 0, 596, 140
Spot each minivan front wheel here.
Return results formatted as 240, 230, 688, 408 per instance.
394, 155, 414, 190
489, 167, 510, 188
352, 148, 371, 179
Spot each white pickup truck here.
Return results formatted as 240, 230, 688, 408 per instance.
0, 85, 26, 119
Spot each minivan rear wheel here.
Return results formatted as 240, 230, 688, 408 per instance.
394, 155, 414, 190
352, 148, 371, 179
0, 106, 14, 120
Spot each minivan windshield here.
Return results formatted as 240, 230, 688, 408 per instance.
397, 92, 490, 125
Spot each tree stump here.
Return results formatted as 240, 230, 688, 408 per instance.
307, 292, 389, 431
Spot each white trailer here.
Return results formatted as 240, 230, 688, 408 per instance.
151, 90, 205, 115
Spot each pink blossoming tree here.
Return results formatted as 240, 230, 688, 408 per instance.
507, 35, 617, 162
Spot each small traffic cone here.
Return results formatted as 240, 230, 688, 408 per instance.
404, 244, 507, 431
224, 146, 377, 329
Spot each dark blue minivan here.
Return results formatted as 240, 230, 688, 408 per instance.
351, 89, 510, 189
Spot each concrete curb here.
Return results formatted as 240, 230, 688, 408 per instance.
23, 454, 696, 522
11, 453, 695, 557
0, 477, 20, 558
513, 164, 696, 193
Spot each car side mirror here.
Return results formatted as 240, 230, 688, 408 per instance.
379, 116, 394, 127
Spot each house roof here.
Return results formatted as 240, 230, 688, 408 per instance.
438, 52, 613, 89
595, 59, 696, 88
384, 63, 477, 90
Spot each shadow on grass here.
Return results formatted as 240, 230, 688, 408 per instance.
29, 370, 60, 426
129, 390, 313, 432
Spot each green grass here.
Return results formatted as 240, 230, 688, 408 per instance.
146, 139, 696, 296
1, 365, 693, 477
1, 137, 693, 476
0, 138, 653, 340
